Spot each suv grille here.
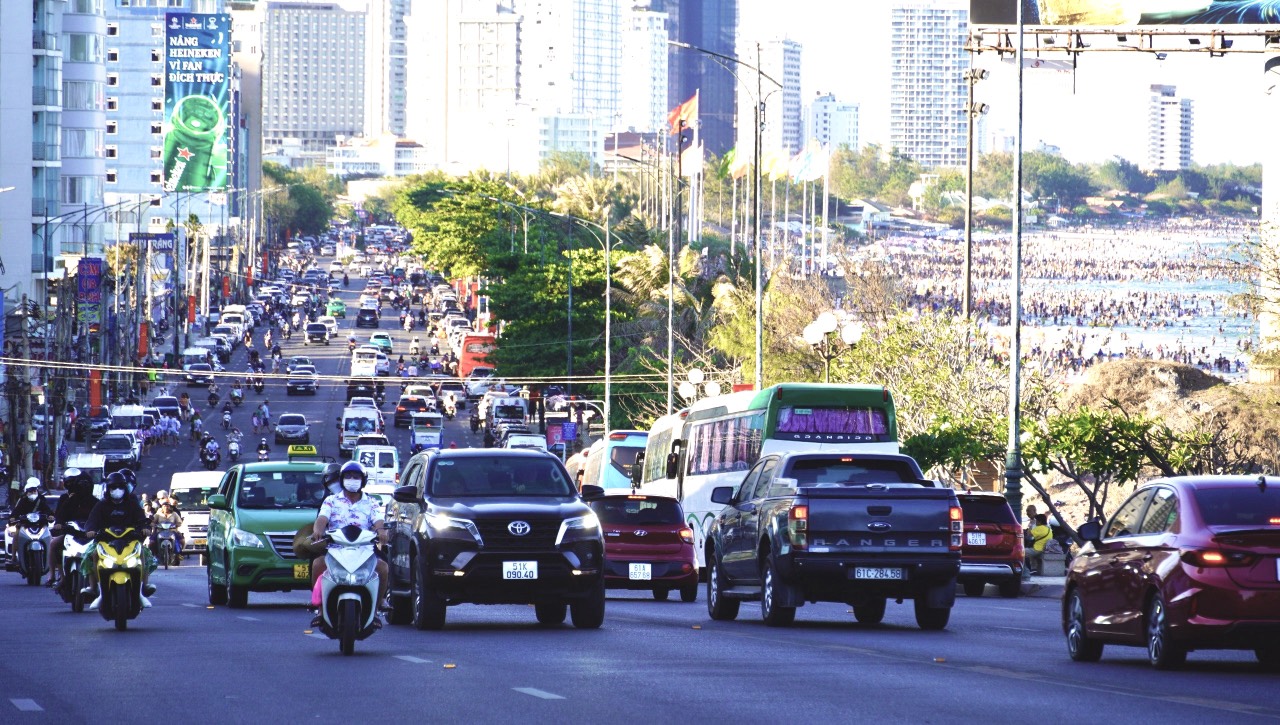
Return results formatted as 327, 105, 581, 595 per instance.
475, 516, 561, 549
264, 531, 302, 560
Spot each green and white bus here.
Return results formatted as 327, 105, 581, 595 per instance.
638, 383, 899, 566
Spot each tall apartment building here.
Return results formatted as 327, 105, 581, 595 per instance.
365, 0, 408, 137
736, 37, 801, 156
261, 0, 366, 158
663, 0, 738, 156
807, 92, 859, 151
62, 0, 109, 257
619, 6, 669, 134
3, 0, 50, 302
1146, 84, 1193, 172
515, 0, 621, 122
889, 0, 969, 169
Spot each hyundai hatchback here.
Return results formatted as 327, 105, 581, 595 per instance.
1064, 476, 1280, 669
585, 493, 698, 602
957, 492, 1024, 598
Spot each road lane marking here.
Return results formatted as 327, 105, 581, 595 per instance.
237, 616, 261, 622
992, 626, 1039, 632
514, 688, 565, 700
395, 655, 431, 664
11, 699, 43, 712
182, 603, 201, 608
307, 633, 328, 640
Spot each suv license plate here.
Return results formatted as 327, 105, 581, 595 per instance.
967, 532, 987, 546
503, 561, 538, 580
854, 567, 904, 580
293, 563, 310, 580
629, 563, 652, 581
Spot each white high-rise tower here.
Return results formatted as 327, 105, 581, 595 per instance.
889, 0, 968, 169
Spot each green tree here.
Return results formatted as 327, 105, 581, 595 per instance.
1094, 157, 1154, 194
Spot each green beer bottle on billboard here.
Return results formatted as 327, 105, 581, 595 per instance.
162, 94, 228, 192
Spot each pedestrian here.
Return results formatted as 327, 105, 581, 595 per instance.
252, 413, 262, 435
1025, 514, 1052, 576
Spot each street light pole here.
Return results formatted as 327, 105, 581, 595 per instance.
963, 68, 989, 320
1005, 2, 1026, 519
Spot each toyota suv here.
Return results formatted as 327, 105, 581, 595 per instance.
385, 449, 606, 630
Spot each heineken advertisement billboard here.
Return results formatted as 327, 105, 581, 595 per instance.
162, 13, 231, 193
971, 1, 1280, 25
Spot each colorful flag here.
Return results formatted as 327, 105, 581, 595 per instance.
762, 149, 790, 180
789, 141, 830, 182
681, 142, 703, 177
667, 92, 698, 135
726, 148, 751, 179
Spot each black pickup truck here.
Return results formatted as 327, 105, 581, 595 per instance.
385, 448, 606, 629
704, 452, 962, 629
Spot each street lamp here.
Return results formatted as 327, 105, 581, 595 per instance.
678, 367, 722, 402
1005, 0, 1029, 520
963, 67, 989, 320
801, 311, 863, 384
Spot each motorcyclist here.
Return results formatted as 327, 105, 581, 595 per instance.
83, 472, 156, 610
308, 461, 389, 627
342, 273, 349, 287
257, 438, 270, 458
9, 478, 53, 562
202, 434, 221, 461
150, 502, 184, 560
46, 469, 98, 587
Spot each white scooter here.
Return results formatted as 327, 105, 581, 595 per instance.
228, 438, 241, 462
14, 512, 51, 586
57, 522, 93, 612
317, 525, 381, 656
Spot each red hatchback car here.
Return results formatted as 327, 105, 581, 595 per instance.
1064, 476, 1280, 669
585, 494, 699, 602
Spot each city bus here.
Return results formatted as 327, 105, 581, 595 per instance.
633, 408, 689, 498
638, 383, 899, 566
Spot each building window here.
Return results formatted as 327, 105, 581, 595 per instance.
106, 49, 118, 63
106, 24, 119, 37
151, 50, 161, 63
150, 171, 162, 184
106, 73, 119, 87
150, 123, 162, 135
106, 121, 118, 135
106, 171, 117, 184
152, 99, 163, 112
150, 147, 162, 159
150, 75, 162, 87
106, 97, 117, 111
105, 145, 117, 159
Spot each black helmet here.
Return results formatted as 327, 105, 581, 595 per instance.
321, 461, 342, 486
104, 471, 130, 497
117, 468, 137, 491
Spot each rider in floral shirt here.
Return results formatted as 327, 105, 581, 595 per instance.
309, 461, 389, 625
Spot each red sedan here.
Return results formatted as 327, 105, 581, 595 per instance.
585, 494, 699, 602
1064, 476, 1280, 669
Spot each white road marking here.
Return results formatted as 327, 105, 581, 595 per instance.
181, 603, 201, 608
11, 699, 43, 712
237, 616, 260, 622
307, 633, 328, 640
993, 626, 1039, 632
394, 655, 431, 664
513, 688, 565, 700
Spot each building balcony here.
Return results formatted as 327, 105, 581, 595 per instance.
32, 88, 62, 107
33, 142, 60, 161
33, 32, 59, 51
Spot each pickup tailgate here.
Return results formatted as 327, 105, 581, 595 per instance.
804, 484, 957, 555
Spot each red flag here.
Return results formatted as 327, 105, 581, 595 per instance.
667, 93, 698, 135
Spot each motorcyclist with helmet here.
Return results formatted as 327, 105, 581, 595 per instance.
82, 472, 156, 610
257, 438, 271, 459
9, 478, 53, 563
45, 469, 98, 587
307, 461, 389, 627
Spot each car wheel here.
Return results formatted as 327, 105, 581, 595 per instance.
997, 579, 1022, 598
963, 581, 986, 597
680, 584, 698, 603
228, 583, 249, 609
569, 578, 605, 629
760, 557, 796, 627
535, 601, 567, 626
852, 597, 887, 625
1255, 645, 1280, 671
207, 567, 228, 606
706, 553, 739, 621
411, 567, 446, 631
913, 597, 951, 631
387, 593, 413, 626
1146, 592, 1186, 669
1065, 588, 1103, 662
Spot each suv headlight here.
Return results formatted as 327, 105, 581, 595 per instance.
230, 527, 265, 548
425, 513, 482, 544
555, 512, 600, 546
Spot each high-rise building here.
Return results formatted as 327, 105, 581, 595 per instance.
365, 0, 409, 137
260, 0, 366, 159
889, 0, 969, 169
1, 0, 42, 301
664, 0, 738, 156
61, 0, 109, 256
737, 37, 801, 155
807, 92, 859, 151
1146, 84, 1193, 172
619, 5, 669, 134
515, 0, 621, 121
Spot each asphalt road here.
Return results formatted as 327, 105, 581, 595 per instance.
5, 270, 1278, 723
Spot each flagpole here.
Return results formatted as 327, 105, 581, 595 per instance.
821, 146, 830, 276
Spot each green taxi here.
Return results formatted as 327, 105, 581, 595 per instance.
326, 298, 347, 318
205, 458, 331, 608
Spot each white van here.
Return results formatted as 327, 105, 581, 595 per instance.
351, 347, 379, 377
181, 347, 214, 368
168, 471, 223, 560
354, 445, 399, 490
339, 406, 381, 457
65, 453, 107, 498
107, 404, 146, 432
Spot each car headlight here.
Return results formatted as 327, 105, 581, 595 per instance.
425, 513, 482, 544
230, 527, 266, 548
556, 512, 601, 546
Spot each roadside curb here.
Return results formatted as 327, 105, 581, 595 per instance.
1021, 576, 1065, 599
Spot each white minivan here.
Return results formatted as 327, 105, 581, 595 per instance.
354, 445, 399, 491
339, 406, 381, 457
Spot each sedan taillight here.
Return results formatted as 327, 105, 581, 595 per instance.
1180, 549, 1258, 568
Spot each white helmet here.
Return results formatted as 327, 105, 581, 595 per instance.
24, 477, 41, 492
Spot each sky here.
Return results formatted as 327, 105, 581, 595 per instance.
737, 0, 1266, 166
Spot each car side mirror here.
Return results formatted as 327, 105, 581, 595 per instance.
1077, 519, 1103, 545
710, 486, 734, 505
392, 485, 418, 504
207, 494, 228, 510
630, 452, 645, 486
580, 484, 604, 500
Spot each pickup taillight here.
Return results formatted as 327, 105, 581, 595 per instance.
949, 506, 963, 550
788, 504, 809, 551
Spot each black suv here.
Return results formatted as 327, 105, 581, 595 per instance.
355, 308, 379, 328
73, 405, 113, 442
304, 322, 330, 345
385, 449, 606, 630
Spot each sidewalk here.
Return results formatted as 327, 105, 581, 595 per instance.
1021, 575, 1066, 599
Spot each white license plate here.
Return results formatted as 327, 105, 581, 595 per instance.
628, 563, 652, 581
502, 561, 538, 580
967, 532, 987, 546
854, 567, 904, 580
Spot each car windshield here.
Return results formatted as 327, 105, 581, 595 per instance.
97, 437, 131, 451
279, 415, 306, 426
307, 324, 326, 332
237, 470, 328, 509
357, 450, 396, 469
428, 457, 575, 497
1193, 486, 1280, 527
960, 497, 1017, 524
172, 486, 217, 512
494, 404, 525, 419
785, 459, 918, 486
344, 416, 377, 433
588, 497, 683, 525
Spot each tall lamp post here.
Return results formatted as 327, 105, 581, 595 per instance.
668, 40, 781, 390
1005, 1, 1027, 519
962, 68, 989, 319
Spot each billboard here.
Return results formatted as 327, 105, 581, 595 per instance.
76, 258, 104, 328
971, 1, 1280, 25
162, 13, 231, 193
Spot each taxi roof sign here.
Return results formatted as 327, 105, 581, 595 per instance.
287, 444, 320, 462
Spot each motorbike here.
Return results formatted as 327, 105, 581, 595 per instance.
342, 273, 349, 287
57, 521, 93, 612
444, 403, 456, 421
348, 339, 357, 352
200, 447, 221, 471
13, 511, 51, 586
252, 377, 264, 394
93, 527, 145, 631
228, 439, 241, 462
257, 448, 270, 462
469, 414, 480, 433
222, 411, 232, 430
152, 522, 180, 570
316, 525, 381, 656
208, 392, 220, 408
230, 388, 244, 406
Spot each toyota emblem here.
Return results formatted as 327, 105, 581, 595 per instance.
508, 520, 531, 536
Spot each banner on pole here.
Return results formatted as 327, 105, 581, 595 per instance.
162, 13, 231, 193
76, 258, 104, 327
132, 232, 175, 326
970, 1, 1276, 26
